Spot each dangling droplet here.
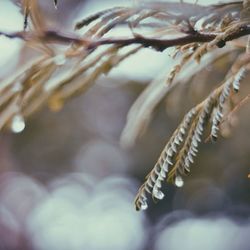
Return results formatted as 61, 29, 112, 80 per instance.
175, 176, 184, 187
153, 188, 165, 200
54, 0, 58, 9
11, 115, 25, 133
140, 200, 148, 210
12, 82, 22, 93
53, 54, 66, 66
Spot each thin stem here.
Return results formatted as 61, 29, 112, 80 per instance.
1, 24, 250, 51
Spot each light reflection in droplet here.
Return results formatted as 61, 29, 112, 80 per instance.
140, 201, 148, 210
175, 176, 184, 187
53, 54, 66, 66
11, 115, 25, 134
11, 81, 22, 93
153, 188, 165, 200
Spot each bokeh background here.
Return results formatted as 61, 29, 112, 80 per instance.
0, 0, 250, 249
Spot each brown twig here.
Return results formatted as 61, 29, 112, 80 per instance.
1, 24, 250, 51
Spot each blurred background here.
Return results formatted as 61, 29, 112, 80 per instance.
0, 0, 250, 249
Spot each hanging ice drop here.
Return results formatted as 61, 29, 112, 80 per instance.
11, 115, 25, 133
175, 175, 184, 187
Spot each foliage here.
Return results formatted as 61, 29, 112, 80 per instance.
0, 0, 250, 211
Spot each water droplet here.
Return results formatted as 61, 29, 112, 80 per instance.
162, 162, 168, 172
175, 176, 184, 187
54, 0, 58, 9
140, 200, 148, 210
11, 115, 25, 133
53, 54, 66, 66
153, 188, 164, 200
12, 82, 22, 93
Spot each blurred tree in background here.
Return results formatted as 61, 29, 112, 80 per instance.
0, 0, 249, 249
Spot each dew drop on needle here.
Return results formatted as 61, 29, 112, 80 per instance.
140, 200, 148, 210
12, 82, 22, 93
11, 114, 25, 133
53, 54, 66, 66
175, 176, 184, 187
153, 189, 165, 200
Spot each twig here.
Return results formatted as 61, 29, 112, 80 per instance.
1, 25, 250, 51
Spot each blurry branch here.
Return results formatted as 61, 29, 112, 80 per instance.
2, 24, 250, 50
120, 46, 237, 147
1, 0, 250, 210
22, 0, 46, 31
135, 62, 248, 210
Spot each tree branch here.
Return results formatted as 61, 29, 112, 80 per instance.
1, 24, 250, 51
